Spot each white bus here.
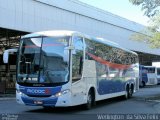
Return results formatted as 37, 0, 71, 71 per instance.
9, 30, 139, 109
139, 65, 157, 87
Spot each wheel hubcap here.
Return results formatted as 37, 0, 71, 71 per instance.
88, 94, 92, 104
129, 88, 132, 95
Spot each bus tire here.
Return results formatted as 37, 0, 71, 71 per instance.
124, 89, 129, 99
128, 86, 133, 98
124, 85, 131, 99
84, 90, 94, 110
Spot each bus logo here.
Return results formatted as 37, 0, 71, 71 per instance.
45, 89, 51, 94
26, 88, 51, 94
27, 89, 45, 94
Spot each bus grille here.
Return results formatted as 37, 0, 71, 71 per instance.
27, 95, 52, 97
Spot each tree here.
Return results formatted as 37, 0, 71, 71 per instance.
129, 0, 160, 17
129, 0, 160, 48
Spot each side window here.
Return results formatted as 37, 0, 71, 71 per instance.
96, 62, 108, 78
157, 68, 160, 75
109, 68, 120, 78
72, 36, 84, 82
123, 68, 135, 77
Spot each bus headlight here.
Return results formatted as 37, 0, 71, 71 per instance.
16, 89, 22, 95
55, 89, 70, 97
16, 89, 27, 97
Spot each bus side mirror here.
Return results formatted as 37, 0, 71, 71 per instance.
3, 49, 18, 63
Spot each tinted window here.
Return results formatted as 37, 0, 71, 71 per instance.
72, 37, 84, 82
85, 38, 138, 65
157, 68, 160, 75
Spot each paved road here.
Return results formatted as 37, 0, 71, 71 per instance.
0, 85, 160, 120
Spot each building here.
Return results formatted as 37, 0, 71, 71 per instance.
0, 0, 160, 93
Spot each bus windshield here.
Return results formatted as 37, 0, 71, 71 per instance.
17, 36, 70, 86
142, 67, 155, 74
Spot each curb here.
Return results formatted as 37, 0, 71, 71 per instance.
147, 100, 160, 103
133, 95, 160, 103
0, 97, 16, 101
0, 94, 16, 101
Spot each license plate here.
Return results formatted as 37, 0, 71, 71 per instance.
34, 100, 43, 105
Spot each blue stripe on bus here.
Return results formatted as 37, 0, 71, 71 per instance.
97, 78, 128, 95
139, 65, 149, 84
21, 96, 58, 106
19, 86, 62, 106
141, 73, 148, 83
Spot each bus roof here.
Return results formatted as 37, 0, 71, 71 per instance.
22, 30, 137, 56
22, 30, 75, 38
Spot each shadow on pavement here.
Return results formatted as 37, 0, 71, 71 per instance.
25, 96, 126, 114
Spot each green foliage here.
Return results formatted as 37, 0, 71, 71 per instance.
149, 12, 160, 30
130, 28, 160, 49
129, 0, 160, 17
129, 0, 160, 48
150, 32, 160, 48
129, 0, 143, 6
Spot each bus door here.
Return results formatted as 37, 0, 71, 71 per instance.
71, 36, 86, 104
146, 67, 157, 85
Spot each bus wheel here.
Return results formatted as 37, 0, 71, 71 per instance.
128, 87, 133, 98
124, 85, 131, 99
124, 89, 129, 99
84, 90, 94, 110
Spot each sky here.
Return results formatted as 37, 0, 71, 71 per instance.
78, 0, 150, 26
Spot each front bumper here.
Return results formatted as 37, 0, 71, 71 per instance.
16, 91, 72, 107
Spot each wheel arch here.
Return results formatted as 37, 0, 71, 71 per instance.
87, 86, 96, 102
